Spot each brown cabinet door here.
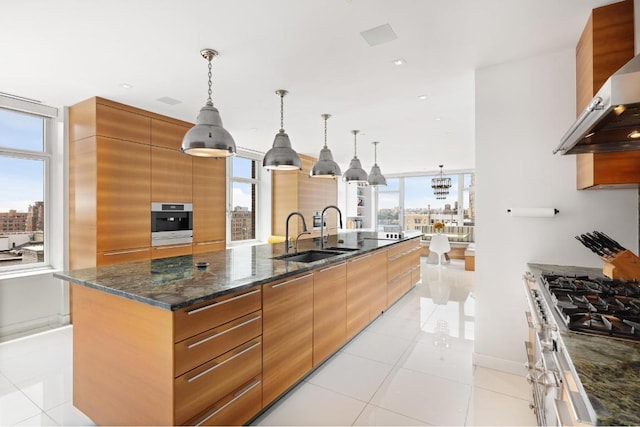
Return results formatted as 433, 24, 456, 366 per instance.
96, 137, 151, 253
151, 118, 189, 149
151, 146, 193, 202
346, 254, 374, 338
313, 262, 346, 366
96, 103, 151, 145
368, 250, 388, 319
192, 157, 226, 245
262, 272, 313, 405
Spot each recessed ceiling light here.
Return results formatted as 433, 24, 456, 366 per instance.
418, 94, 429, 100
393, 58, 406, 66
249, 128, 258, 132
156, 96, 181, 106
120, 83, 133, 89
434, 117, 442, 121
360, 23, 398, 47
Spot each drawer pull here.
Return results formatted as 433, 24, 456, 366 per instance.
196, 240, 225, 246
103, 248, 148, 256
186, 315, 261, 349
153, 243, 192, 250
186, 341, 261, 383
319, 262, 346, 273
270, 273, 313, 289
195, 379, 261, 426
187, 289, 260, 315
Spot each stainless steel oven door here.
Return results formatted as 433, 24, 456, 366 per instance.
151, 203, 193, 246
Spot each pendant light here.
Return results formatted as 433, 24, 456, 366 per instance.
367, 141, 387, 186
431, 165, 452, 199
311, 114, 341, 178
181, 49, 236, 157
343, 130, 368, 184
263, 90, 301, 171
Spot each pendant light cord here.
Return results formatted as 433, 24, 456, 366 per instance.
324, 116, 328, 148
352, 130, 359, 157
206, 58, 213, 106
280, 93, 285, 132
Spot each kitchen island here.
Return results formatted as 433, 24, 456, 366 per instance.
527, 263, 640, 426
55, 231, 422, 426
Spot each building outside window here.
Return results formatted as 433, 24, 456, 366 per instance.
228, 152, 260, 243
0, 97, 56, 272
376, 172, 475, 242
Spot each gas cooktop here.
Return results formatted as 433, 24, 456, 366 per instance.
542, 274, 640, 341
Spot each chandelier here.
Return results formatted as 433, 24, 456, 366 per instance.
431, 165, 451, 200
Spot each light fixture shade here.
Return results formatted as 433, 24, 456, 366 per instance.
344, 157, 368, 183
263, 130, 301, 170
311, 113, 341, 178
368, 164, 387, 186
311, 146, 342, 177
181, 48, 236, 158
181, 103, 236, 157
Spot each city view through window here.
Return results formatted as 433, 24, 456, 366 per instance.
230, 156, 257, 242
0, 108, 47, 268
378, 173, 475, 242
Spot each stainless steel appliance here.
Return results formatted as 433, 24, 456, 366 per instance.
523, 271, 600, 425
554, 53, 640, 155
151, 202, 193, 247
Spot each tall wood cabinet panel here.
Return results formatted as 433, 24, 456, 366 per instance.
575, 0, 638, 189
313, 262, 347, 366
271, 154, 338, 238
192, 157, 226, 253
368, 250, 388, 320
151, 146, 193, 203
262, 272, 314, 404
346, 253, 374, 339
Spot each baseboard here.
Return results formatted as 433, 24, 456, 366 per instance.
472, 352, 527, 377
0, 314, 70, 342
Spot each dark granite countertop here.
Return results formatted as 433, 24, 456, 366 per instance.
529, 263, 640, 426
55, 231, 421, 311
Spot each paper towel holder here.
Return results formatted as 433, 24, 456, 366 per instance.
507, 208, 559, 217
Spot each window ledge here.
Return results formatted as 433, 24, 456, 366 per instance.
0, 265, 60, 281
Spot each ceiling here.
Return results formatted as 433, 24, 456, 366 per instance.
2, 0, 614, 175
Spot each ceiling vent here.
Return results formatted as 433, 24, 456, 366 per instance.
360, 23, 397, 47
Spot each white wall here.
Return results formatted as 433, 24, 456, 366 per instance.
474, 48, 638, 374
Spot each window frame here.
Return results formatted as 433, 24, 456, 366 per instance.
226, 149, 263, 246
0, 94, 58, 275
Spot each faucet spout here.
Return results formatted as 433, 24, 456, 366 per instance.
285, 212, 308, 253
320, 205, 343, 249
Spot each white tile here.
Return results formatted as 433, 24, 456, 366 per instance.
398, 338, 474, 385
354, 404, 431, 426
13, 412, 58, 426
17, 370, 73, 411
370, 367, 471, 426
473, 366, 532, 401
341, 329, 413, 365
254, 381, 366, 426
46, 401, 95, 427
306, 352, 393, 401
0, 349, 71, 385
0, 385, 42, 426
466, 386, 537, 426
366, 314, 423, 341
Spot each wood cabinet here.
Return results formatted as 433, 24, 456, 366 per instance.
262, 272, 314, 404
313, 262, 347, 366
192, 157, 226, 254
72, 283, 262, 426
368, 250, 389, 321
151, 146, 193, 203
574, 0, 638, 189
69, 98, 152, 269
346, 253, 375, 338
271, 154, 338, 238
387, 239, 421, 306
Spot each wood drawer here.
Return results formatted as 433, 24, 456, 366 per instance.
188, 376, 262, 426
411, 265, 421, 286
387, 252, 412, 280
193, 240, 226, 254
387, 240, 411, 258
174, 338, 262, 425
388, 270, 411, 306
175, 311, 262, 377
174, 287, 262, 343
151, 243, 193, 260
96, 247, 150, 266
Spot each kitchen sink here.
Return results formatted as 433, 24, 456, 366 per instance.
273, 250, 344, 263
323, 246, 360, 252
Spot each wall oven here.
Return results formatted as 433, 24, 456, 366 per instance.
151, 203, 193, 247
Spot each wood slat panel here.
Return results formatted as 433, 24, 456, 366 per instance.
95, 103, 151, 144
192, 157, 226, 245
346, 254, 374, 338
151, 145, 193, 202
151, 118, 190, 149
72, 284, 174, 426
69, 137, 97, 270
313, 262, 347, 366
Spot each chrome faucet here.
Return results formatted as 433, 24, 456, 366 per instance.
285, 212, 308, 254
320, 205, 343, 249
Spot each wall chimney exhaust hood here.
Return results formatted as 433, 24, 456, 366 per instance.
554, 53, 640, 155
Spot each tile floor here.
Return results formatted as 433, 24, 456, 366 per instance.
0, 258, 538, 426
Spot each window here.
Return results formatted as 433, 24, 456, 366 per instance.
228, 152, 260, 243
376, 172, 475, 242
0, 95, 57, 272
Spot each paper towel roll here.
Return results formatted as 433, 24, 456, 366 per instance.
507, 208, 558, 217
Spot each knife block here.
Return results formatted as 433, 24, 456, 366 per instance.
602, 250, 640, 280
